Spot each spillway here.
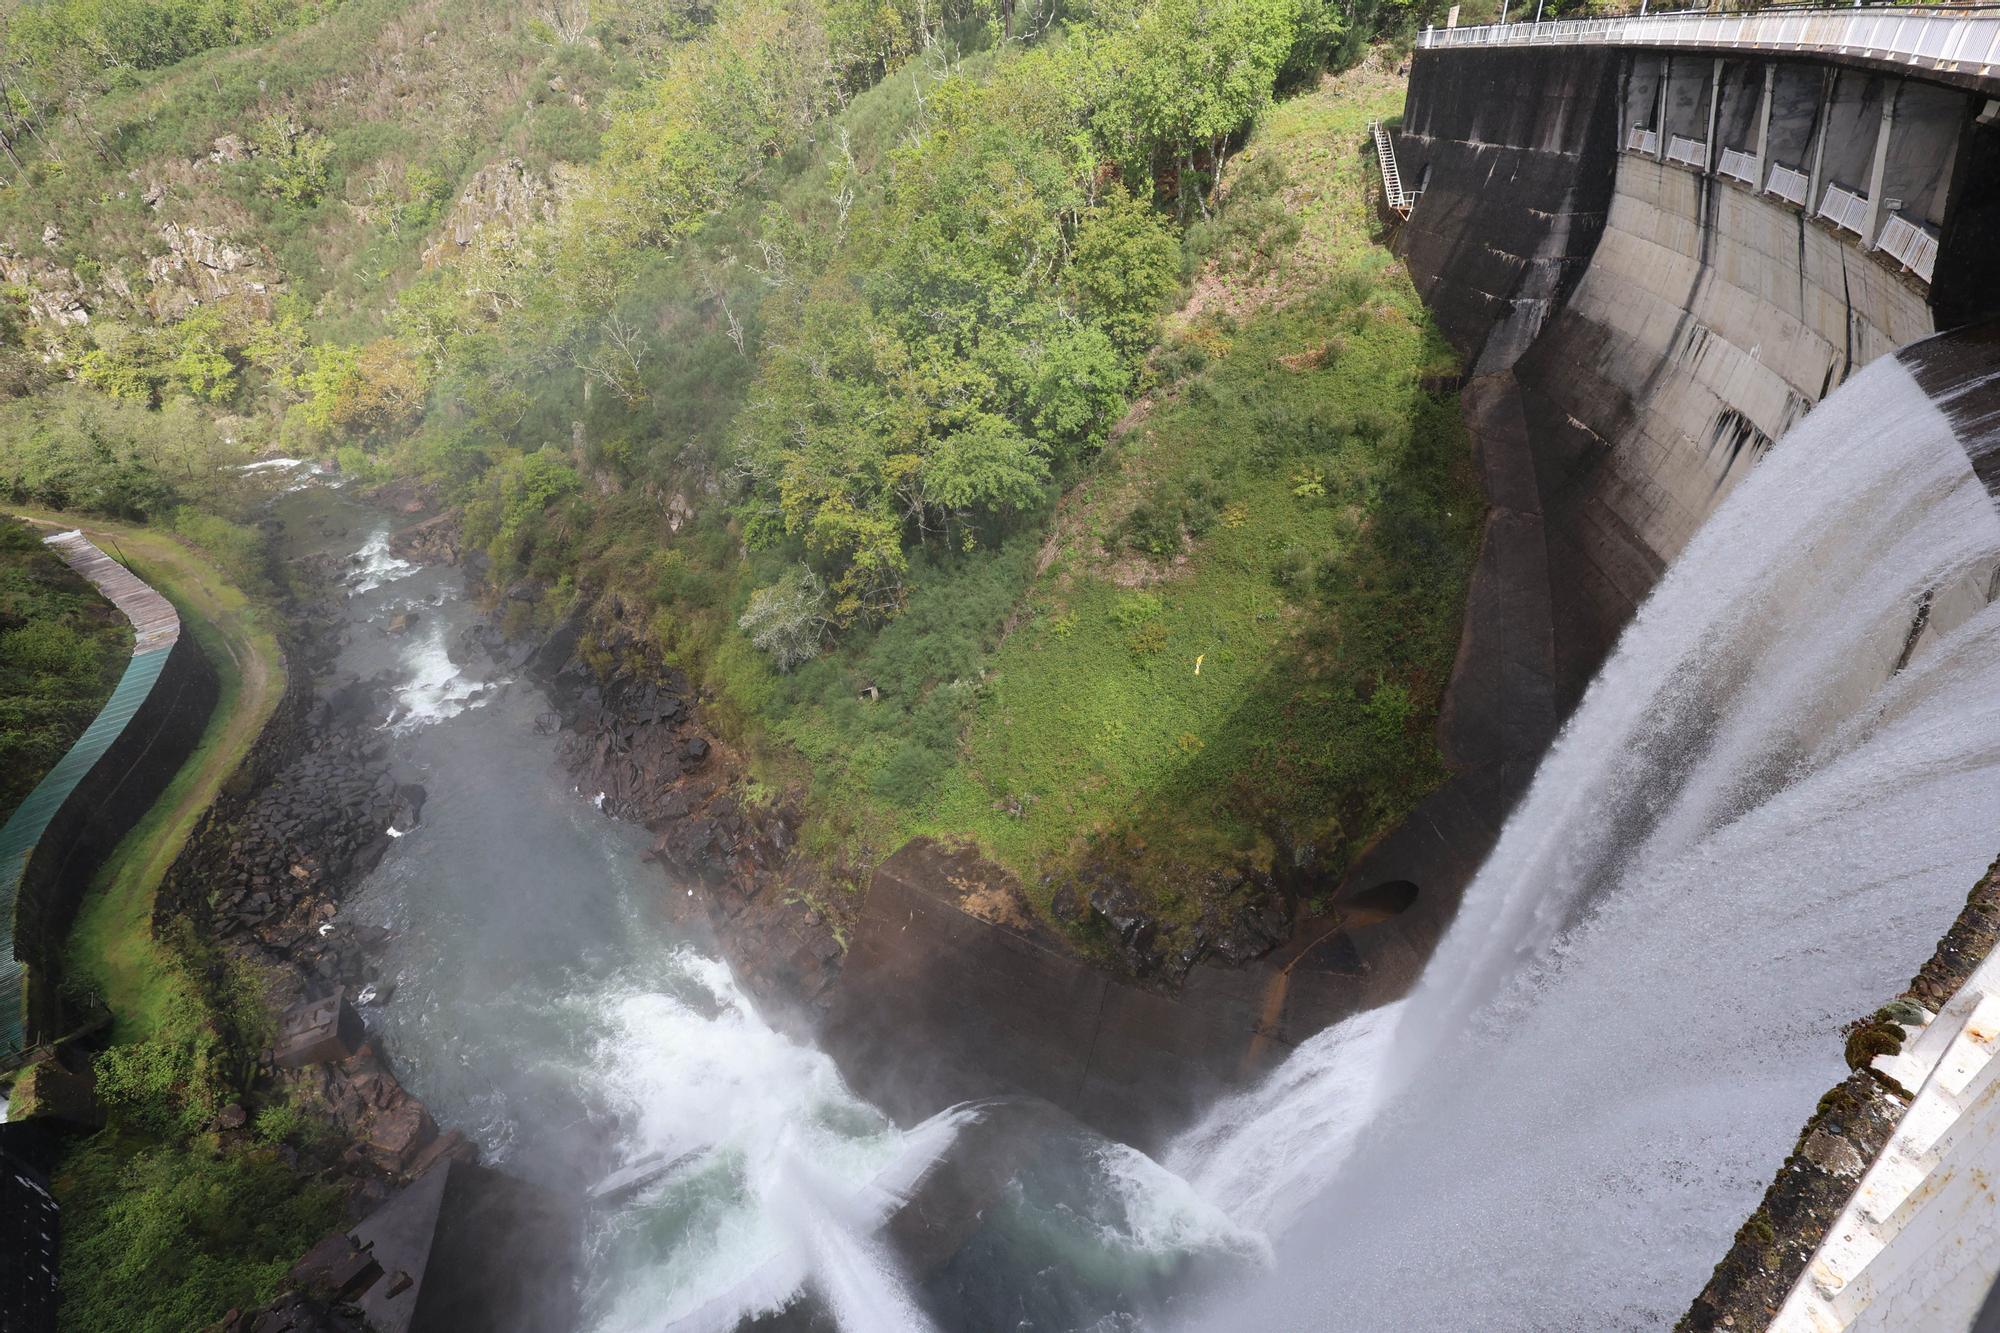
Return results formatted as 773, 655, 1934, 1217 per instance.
1171, 347, 2000, 1327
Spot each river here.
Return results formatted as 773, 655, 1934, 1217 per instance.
265, 485, 1262, 1332
269, 341, 2000, 1332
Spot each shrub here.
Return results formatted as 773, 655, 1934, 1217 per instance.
299, 339, 428, 437
253, 1102, 302, 1146
1127, 619, 1169, 657
1184, 154, 1301, 280
1120, 473, 1230, 556
1072, 186, 1183, 353
740, 565, 832, 671
93, 984, 233, 1138
252, 115, 334, 208
871, 738, 949, 807
2, 619, 93, 676
56, 1136, 341, 1333
1110, 591, 1163, 632
397, 165, 455, 229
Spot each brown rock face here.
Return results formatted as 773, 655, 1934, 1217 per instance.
0, 217, 278, 325
144, 222, 274, 319
388, 512, 461, 566
421, 157, 565, 268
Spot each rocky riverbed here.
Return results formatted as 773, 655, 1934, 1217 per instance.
150, 540, 474, 1202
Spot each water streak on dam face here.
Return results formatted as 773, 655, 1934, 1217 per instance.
1172, 350, 2000, 1328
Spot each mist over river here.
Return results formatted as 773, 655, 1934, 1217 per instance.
266, 486, 1262, 1331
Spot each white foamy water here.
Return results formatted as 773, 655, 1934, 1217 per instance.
386, 619, 499, 730
324, 509, 1263, 1329
1090, 1142, 1273, 1266
1168, 1001, 1404, 1234
575, 954, 967, 1332
346, 529, 418, 594
1177, 353, 2000, 1328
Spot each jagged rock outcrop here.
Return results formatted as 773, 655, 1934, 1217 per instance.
540, 647, 847, 1012
388, 512, 460, 565
1062, 863, 1293, 987
203, 725, 421, 957
0, 218, 277, 326
421, 157, 566, 268
0, 247, 92, 325
144, 221, 273, 319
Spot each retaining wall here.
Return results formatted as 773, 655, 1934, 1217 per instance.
0, 534, 217, 1058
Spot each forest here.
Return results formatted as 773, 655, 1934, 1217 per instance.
0, 0, 1477, 949
0, 0, 1503, 1324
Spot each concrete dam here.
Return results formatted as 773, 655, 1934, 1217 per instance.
1278, 11, 2000, 1330
1391, 14, 1995, 699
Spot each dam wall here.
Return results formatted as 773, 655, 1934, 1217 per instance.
819, 839, 1422, 1151
1396, 40, 1984, 694
1394, 46, 1622, 369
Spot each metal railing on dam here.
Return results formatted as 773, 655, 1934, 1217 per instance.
1421, 5, 2000, 84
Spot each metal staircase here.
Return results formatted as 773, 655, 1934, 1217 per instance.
1371, 120, 1417, 219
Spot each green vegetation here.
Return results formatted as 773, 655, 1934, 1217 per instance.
0, 0, 1493, 1320
738, 64, 1478, 924
3, 508, 311, 1333
3, 0, 1472, 943
55, 1130, 343, 1333
50, 925, 343, 1333
0, 516, 130, 812
2, 0, 338, 112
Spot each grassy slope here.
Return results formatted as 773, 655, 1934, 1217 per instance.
920, 61, 1477, 911
0, 518, 131, 811
7, 512, 323, 1333
11, 506, 284, 1040
754, 58, 1478, 923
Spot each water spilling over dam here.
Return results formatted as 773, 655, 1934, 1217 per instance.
23, 0, 2000, 1326
1170, 348, 2000, 1326
289, 31, 2000, 1327
290, 335, 2000, 1331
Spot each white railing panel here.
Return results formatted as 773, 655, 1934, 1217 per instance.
1666, 134, 1707, 169
1766, 162, 1809, 208
1877, 213, 1940, 283
1718, 147, 1758, 186
1627, 125, 1660, 156
1818, 183, 1870, 237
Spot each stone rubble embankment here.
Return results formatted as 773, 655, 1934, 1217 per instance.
154, 546, 471, 1192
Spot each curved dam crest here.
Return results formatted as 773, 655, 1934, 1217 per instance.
1391, 39, 1970, 700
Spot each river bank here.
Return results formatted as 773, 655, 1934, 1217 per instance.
225, 481, 1295, 1331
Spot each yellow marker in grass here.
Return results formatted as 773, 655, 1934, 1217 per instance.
1194, 654, 1204, 676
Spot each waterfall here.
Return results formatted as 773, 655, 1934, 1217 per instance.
1172, 352, 2000, 1327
